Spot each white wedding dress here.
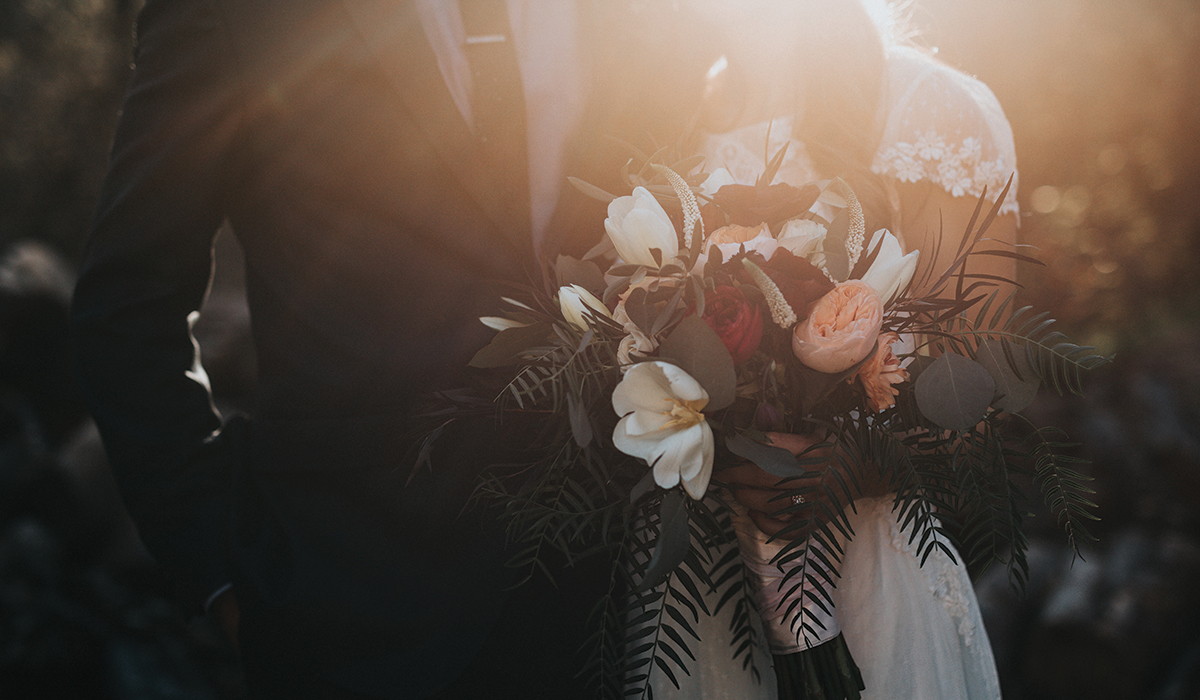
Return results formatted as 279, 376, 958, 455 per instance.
646, 46, 1015, 700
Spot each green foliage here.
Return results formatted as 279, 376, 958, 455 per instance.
454, 161, 1110, 697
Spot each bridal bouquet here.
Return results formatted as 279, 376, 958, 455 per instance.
460, 147, 1105, 700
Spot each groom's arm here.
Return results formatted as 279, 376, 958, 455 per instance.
71, 0, 247, 611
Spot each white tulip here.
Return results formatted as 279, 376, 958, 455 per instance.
557, 284, 611, 331
860, 229, 919, 305
604, 187, 679, 268
612, 361, 715, 500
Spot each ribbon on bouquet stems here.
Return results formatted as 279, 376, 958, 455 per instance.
728, 497, 865, 700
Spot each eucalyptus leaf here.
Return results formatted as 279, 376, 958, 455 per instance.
975, 338, 1040, 413
640, 490, 689, 591
914, 353, 995, 430
657, 315, 737, 411
468, 323, 550, 368
625, 287, 654, 336
725, 434, 810, 479
555, 255, 605, 296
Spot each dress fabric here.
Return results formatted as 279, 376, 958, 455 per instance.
646, 46, 1013, 699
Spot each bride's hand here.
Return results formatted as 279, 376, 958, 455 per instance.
723, 432, 888, 538
722, 432, 827, 538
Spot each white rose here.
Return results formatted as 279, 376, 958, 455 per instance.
776, 218, 828, 259
604, 187, 679, 268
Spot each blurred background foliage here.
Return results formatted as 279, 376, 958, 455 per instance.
0, 0, 1197, 698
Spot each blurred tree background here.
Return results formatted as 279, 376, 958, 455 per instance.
0, 0, 1197, 698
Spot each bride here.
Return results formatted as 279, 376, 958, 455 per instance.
644, 1, 1019, 698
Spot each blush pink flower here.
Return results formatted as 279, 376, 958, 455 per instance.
856, 331, 909, 411
791, 280, 883, 374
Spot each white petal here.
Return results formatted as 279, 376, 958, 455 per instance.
571, 285, 611, 318
675, 423, 710, 482
606, 192, 637, 221
651, 425, 709, 493
699, 167, 736, 197
657, 362, 709, 405
558, 287, 590, 331
612, 362, 673, 416
889, 250, 919, 302
652, 453, 682, 489
623, 209, 678, 263
479, 316, 528, 331
776, 219, 828, 259
866, 229, 903, 266
621, 404, 673, 436
613, 414, 658, 462
681, 423, 715, 499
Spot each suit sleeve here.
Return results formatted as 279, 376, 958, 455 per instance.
71, 0, 246, 610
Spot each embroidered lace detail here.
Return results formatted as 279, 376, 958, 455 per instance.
886, 502, 977, 648
872, 130, 1018, 217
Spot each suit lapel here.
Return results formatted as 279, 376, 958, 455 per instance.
342, 0, 533, 259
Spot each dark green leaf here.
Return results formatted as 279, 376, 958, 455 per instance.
625, 287, 654, 336
640, 491, 689, 591
725, 433, 810, 479
914, 353, 995, 430
630, 469, 658, 504
555, 255, 606, 296
468, 323, 550, 368
975, 338, 1040, 413
657, 315, 737, 411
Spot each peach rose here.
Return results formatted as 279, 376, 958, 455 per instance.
791, 280, 883, 373
856, 331, 909, 412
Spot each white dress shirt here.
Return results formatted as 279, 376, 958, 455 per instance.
415, 0, 586, 250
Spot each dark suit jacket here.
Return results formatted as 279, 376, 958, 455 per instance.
72, 0, 705, 697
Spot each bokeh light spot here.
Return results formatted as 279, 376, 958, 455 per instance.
1030, 185, 1061, 214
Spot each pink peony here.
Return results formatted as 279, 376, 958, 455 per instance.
856, 331, 909, 411
791, 280, 883, 373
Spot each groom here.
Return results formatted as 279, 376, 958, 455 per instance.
72, 0, 699, 697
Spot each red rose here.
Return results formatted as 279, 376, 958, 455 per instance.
702, 285, 764, 364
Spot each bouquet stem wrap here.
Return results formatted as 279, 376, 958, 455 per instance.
728, 497, 865, 699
